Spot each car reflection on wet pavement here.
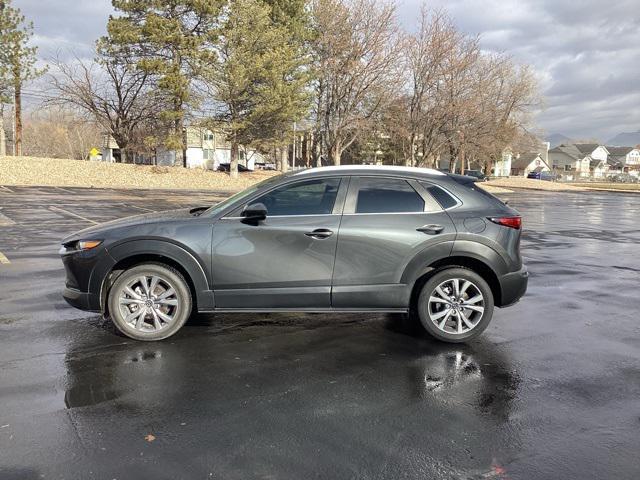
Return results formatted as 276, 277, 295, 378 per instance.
0, 186, 639, 479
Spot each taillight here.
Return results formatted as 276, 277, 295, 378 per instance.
489, 216, 522, 229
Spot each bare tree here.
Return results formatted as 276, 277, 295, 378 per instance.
311, 0, 402, 165
48, 55, 158, 163
22, 107, 102, 159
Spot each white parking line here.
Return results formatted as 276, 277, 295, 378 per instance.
0, 251, 10, 264
49, 206, 98, 225
125, 203, 155, 212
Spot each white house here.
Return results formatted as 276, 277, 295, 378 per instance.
510, 153, 551, 176
607, 146, 640, 176
492, 149, 512, 177
101, 127, 267, 170
548, 143, 608, 179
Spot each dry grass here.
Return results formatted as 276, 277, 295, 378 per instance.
0, 156, 277, 191
573, 183, 640, 192
484, 177, 587, 191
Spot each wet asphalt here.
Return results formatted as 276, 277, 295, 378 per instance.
0, 185, 639, 480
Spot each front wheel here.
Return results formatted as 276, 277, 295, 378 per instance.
416, 268, 494, 343
107, 263, 192, 341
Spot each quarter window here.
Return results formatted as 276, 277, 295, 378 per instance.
421, 183, 458, 209
252, 178, 340, 216
354, 177, 424, 213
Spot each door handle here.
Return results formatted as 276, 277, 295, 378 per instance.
305, 228, 334, 239
416, 224, 444, 235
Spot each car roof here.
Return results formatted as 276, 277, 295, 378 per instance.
290, 165, 446, 179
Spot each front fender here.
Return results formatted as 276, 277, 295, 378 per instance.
91, 239, 214, 311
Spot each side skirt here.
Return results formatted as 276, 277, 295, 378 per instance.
199, 307, 408, 313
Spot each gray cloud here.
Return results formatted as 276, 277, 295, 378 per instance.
14, 0, 640, 141
398, 0, 640, 141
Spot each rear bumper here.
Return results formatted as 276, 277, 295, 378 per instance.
63, 287, 101, 312
498, 265, 528, 307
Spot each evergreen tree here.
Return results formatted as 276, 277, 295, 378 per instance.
204, 0, 309, 177
106, 0, 221, 166
0, 0, 45, 156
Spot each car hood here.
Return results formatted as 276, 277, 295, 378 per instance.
61, 208, 200, 243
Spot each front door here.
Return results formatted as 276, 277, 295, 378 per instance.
211, 177, 345, 308
332, 176, 457, 308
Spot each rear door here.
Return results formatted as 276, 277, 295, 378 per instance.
332, 176, 457, 308
211, 177, 347, 309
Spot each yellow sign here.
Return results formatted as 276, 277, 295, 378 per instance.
89, 147, 100, 157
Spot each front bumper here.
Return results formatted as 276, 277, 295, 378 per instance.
63, 287, 101, 312
498, 265, 529, 307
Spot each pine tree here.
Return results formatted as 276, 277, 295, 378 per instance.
0, 0, 45, 156
204, 0, 310, 177
106, 0, 221, 167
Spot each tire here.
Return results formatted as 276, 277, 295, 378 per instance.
107, 263, 192, 341
416, 267, 494, 343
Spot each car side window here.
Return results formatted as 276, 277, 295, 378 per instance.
354, 177, 425, 213
420, 183, 459, 209
252, 178, 341, 216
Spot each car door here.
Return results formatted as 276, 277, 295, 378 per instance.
332, 176, 457, 309
211, 176, 347, 309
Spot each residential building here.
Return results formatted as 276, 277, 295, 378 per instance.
548, 143, 604, 179
510, 153, 551, 176
607, 146, 640, 176
100, 127, 266, 170
493, 149, 512, 177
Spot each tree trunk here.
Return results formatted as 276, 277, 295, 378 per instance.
275, 146, 281, 171
330, 141, 341, 166
14, 81, 22, 156
0, 123, 5, 157
280, 147, 288, 172
303, 132, 311, 168
230, 140, 239, 178
408, 134, 415, 167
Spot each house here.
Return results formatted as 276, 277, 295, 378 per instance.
101, 127, 266, 170
589, 158, 608, 178
510, 152, 551, 176
492, 149, 512, 177
607, 146, 640, 176
548, 143, 604, 179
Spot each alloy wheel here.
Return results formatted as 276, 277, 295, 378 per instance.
117, 275, 179, 332
427, 278, 485, 335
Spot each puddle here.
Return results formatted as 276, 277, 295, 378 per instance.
64, 384, 121, 409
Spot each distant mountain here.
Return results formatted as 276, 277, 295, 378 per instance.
606, 131, 640, 147
547, 133, 573, 148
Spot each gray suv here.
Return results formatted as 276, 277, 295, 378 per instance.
60, 166, 528, 343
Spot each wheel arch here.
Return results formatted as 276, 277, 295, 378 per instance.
409, 256, 502, 310
97, 240, 213, 313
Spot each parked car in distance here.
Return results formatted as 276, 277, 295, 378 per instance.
527, 171, 557, 181
217, 163, 251, 172
60, 166, 528, 343
464, 170, 487, 181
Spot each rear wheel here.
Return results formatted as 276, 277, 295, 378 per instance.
107, 263, 192, 341
416, 268, 494, 343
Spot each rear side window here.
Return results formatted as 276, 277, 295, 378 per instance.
422, 183, 459, 209
355, 177, 425, 213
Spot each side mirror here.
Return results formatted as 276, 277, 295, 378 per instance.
241, 202, 267, 224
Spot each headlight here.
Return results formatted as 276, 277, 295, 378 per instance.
77, 240, 103, 250
63, 240, 103, 252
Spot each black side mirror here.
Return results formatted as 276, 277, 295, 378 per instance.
241, 202, 267, 224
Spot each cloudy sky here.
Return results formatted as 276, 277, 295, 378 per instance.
14, 0, 640, 142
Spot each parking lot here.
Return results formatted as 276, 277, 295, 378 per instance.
0, 185, 639, 479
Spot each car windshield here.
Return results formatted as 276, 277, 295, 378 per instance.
205, 174, 285, 216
